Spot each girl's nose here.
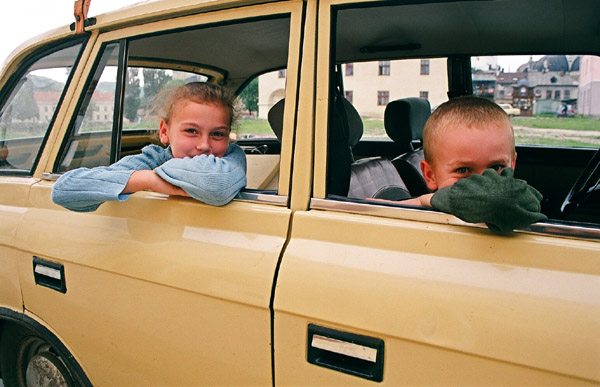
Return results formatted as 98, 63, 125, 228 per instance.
196, 136, 209, 154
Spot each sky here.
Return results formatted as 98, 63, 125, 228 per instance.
0, 0, 145, 66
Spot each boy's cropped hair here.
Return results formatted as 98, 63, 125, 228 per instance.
423, 96, 515, 162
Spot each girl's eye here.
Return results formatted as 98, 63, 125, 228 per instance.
210, 131, 228, 138
184, 128, 197, 134
455, 167, 470, 174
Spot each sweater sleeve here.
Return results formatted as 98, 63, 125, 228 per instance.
51, 145, 171, 212
154, 143, 247, 206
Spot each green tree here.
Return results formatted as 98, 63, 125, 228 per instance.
239, 78, 258, 114
124, 69, 141, 122
13, 79, 39, 121
142, 69, 173, 109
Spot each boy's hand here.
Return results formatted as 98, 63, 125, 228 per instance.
430, 168, 547, 233
123, 170, 189, 197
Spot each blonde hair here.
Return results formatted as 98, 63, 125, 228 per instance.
423, 96, 515, 163
158, 82, 238, 127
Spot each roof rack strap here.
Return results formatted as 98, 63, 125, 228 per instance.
74, 0, 91, 34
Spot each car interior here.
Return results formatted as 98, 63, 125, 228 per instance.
1, 0, 599, 227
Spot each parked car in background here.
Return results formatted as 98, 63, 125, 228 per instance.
499, 103, 520, 116
0, 0, 598, 385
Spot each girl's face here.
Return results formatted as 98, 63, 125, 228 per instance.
159, 100, 230, 159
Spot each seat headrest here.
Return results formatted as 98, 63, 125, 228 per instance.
341, 97, 363, 148
384, 97, 431, 153
268, 97, 363, 147
267, 98, 285, 141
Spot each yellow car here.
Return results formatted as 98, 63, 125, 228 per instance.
499, 103, 520, 117
0, 0, 599, 385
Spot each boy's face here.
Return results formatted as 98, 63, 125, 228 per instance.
421, 122, 516, 191
159, 100, 230, 159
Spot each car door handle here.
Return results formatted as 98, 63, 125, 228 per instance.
307, 324, 384, 382
33, 257, 67, 293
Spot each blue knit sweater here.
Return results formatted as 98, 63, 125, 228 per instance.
51, 143, 247, 212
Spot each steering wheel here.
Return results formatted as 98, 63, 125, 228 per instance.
560, 147, 600, 218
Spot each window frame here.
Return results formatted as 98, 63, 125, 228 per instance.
50, 2, 303, 202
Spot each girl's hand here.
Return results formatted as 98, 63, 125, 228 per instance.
123, 170, 189, 197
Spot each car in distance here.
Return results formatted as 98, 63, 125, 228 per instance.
0, 0, 599, 385
499, 103, 520, 116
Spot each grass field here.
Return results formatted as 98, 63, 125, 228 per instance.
236, 115, 600, 147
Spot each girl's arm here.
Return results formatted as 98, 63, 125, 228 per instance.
51, 145, 172, 212
123, 170, 189, 197
154, 143, 247, 206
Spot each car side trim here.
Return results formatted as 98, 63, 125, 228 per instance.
310, 197, 600, 241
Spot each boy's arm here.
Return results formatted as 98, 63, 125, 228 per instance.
430, 168, 547, 232
154, 143, 247, 206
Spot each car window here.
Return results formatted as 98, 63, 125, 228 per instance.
0, 41, 84, 175
55, 15, 291, 193
315, 0, 600, 230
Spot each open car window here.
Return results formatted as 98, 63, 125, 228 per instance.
55, 15, 291, 193
307, 0, 600, 233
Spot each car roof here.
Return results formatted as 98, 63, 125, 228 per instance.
4, 0, 599, 93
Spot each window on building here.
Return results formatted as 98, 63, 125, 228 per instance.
377, 91, 389, 105
546, 90, 552, 99
345, 63, 354, 76
555, 90, 561, 100
419, 91, 429, 99
345, 90, 353, 103
378, 61, 390, 76
420, 59, 430, 75
564, 90, 570, 99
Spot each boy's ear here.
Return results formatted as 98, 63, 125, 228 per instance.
421, 159, 438, 191
511, 151, 517, 169
159, 119, 169, 145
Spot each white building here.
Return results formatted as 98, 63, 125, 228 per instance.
258, 58, 448, 119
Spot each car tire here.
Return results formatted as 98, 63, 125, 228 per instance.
0, 323, 75, 387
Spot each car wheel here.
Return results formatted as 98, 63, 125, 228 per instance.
0, 323, 75, 387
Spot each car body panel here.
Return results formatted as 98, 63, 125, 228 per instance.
17, 182, 290, 384
274, 209, 600, 384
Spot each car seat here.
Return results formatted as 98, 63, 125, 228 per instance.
384, 97, 431, 196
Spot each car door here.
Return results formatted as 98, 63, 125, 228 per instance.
11, 2, 304, 384
273, 0, 600, 385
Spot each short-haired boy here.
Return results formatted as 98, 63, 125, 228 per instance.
394, 96, 546, 232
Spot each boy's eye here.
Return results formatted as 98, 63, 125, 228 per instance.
455, 167, 470, 174
490, 165, 504, 172
184, 128, 198, 134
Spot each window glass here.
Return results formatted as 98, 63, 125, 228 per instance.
58, 43, 119, 172
0, 42, 83, 173
472, 55, 600, 148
